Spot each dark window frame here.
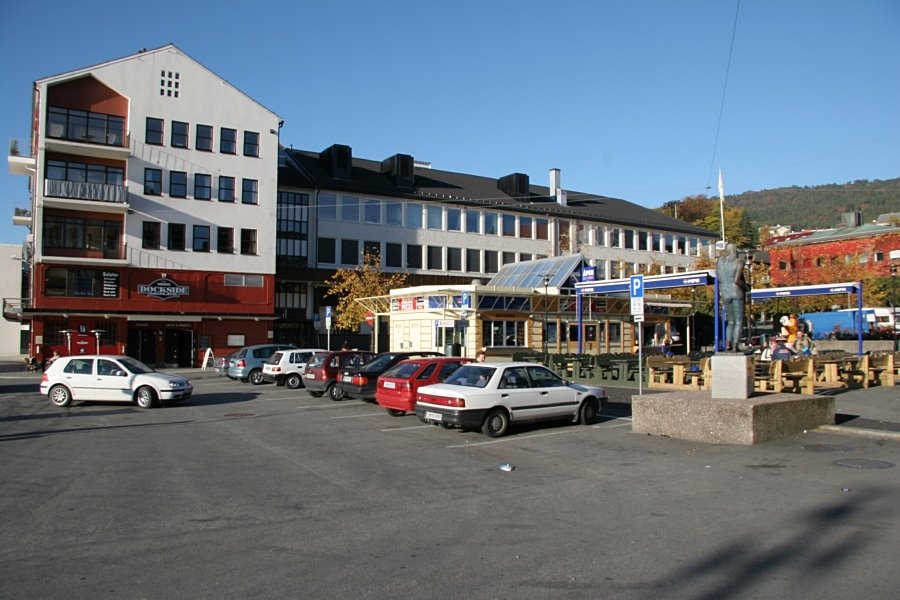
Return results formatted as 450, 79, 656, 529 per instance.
220, 128, 237, 154
196, 124, 213, 151
193, 225, 210, 252
145, 117, 164, 145
171, 121, 189, 148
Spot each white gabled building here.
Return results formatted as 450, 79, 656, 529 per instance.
7, 45, 281, 366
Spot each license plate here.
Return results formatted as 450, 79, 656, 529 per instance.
342, 375, 352, 382
425, 411, 443, 423
383, 381, 396, 389
306, 373, 315, 379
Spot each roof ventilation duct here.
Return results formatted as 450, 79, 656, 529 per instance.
497, 172, 530, 200
319, 144, 352, 180
380, 153, 415, 190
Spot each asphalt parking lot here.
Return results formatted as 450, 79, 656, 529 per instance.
1, 370, 898, 599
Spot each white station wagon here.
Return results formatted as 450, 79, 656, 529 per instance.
40, 355, 193, 409
415, 362, 607, 437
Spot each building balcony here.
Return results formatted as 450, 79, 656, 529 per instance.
2, 297, 30, 323
44, 135, 131, 161
41, 247, 128, 265
43, 180, 128, 213
8, 154, 36, 176
12, 209, 32, 228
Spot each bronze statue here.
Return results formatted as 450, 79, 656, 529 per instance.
716, 243, 748, 351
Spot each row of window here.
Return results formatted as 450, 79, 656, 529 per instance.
145, 117, 259, 157
142, 222, 257, 255
316, 237, 692, 276
477, 320, 624, 348
319, 194, 711, 255
777, 251, 888, 270
143, 168, 257, 204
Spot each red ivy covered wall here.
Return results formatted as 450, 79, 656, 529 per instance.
769, 231, 899, 286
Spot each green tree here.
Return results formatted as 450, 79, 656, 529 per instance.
323, 251, 407, 332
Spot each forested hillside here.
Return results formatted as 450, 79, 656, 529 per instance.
724, 178, 900, 230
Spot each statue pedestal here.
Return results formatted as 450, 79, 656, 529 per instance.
711, 353, 753, 399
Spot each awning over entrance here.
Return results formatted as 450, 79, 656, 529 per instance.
750, 281, 864, 355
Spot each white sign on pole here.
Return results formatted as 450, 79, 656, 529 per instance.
630, 275, 644, 316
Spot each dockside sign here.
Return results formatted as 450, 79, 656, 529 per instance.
138, 278, 190, 300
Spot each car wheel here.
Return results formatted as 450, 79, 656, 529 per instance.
135, 386, 158, 409
249, 369, 265, 385
328, 383, 343, 401
579, 399, 598, 425
49, 384, 72, 407
482, 408, 509, 437
285, 374, 302, 389
386, 408, 406, 417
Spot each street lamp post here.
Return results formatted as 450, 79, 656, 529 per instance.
891, 263, 897, 352
542, 274, 550, 357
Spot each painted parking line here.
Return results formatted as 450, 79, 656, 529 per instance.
330, 412, 387, 419
444, 417, 631, 448
380, 424, 434, 432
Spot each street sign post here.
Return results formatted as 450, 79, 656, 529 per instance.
630, 275, 645, 395
325, 306, 332, 350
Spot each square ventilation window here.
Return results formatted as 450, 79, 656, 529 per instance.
159, 71, 181, 98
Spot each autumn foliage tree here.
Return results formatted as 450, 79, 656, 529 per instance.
323, 251, 408, 332
658, 194, 754, 248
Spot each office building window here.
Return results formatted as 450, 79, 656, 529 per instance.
484, 212, 498, 235
447, 247, 462, 271
485, 250, 499, 273
385, 243, 402, 267
220, 128, 237, 154
535, 218, 549, 240
169, 171, 187, 197
243, 131, 259, 157
519, 216, 533, 239
318, 237, 336, 264
193, 225, 210, 252
364, 240, 380, 260
341, 196, 360, 222
407, 244, 422, 269
406, 203, 423, 228
168, 223, 185, 251
427, 245, 442, 269
171, 121, 188, 148
142, 221, 160, 249
447, 208, 462, 232
466, 249, 481, 273
364, 199, 381, 224
145, 117, 163, 145
466, 210, 481, 234
217, 227, 234, 253
219, 176, 235, 202
502, 214, 516, 237
319, 193, 336, 220
241, 179, 258, 204
341, 239, 358, 265
240, 229, 257, 255
144, 168, 162, 195
194, 173, 211, 200
427, 206, 442, 230
502, 251, 516, 265
196, 124, 213, 151
385, 201, 402, 226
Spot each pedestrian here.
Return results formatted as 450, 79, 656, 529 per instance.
475, 351, 486, 362
771, 336, 794, 361
341, 341, 351, 351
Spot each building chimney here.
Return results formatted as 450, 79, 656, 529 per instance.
550, 168, 566, 205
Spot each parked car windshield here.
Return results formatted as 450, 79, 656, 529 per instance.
383, 362, 423, 379
361, 353, 402, 370
118, 357, 155, 374
307, 354, 326, 368
444, 365, 496, 387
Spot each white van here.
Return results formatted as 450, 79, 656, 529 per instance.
262, 348, 327, 389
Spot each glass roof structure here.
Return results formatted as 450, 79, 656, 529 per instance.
487, 254, 586, 290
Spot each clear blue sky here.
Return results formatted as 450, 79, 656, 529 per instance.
2, 0, 898, 245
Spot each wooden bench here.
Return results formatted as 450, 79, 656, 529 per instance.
754, 359, 783, 393
781, 358, 815, 394
868, 354, 894, 387
839, 354, 869, 389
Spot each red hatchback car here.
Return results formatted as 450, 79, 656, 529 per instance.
376, 357, 472, 416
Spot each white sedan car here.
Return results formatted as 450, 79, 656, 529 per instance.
415, 361, 607, 437
40, 355, 193, 409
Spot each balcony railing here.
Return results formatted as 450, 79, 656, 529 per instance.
2, 298, 30, 322
44, 179, 126, 203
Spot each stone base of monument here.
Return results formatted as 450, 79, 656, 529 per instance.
710, 353, 753, 399
632, 391, 835, 445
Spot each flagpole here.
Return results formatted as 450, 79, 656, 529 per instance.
717, 169, 726, 242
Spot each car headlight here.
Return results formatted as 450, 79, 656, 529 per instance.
168, 381, 186, 388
